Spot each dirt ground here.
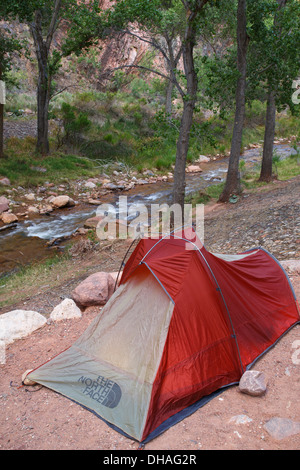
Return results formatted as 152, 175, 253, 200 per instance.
0, 177, 300, 451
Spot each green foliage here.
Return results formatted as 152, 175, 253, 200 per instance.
247, 0, 300, 109
60, 102, 91, 143
0, 29, 24, 79
0, 136, 97, 187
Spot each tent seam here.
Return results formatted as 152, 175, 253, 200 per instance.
170, 235, 245, 375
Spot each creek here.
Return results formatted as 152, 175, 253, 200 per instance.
0, 143, 297, 277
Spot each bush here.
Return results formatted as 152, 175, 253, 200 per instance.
59, 102, 91, 145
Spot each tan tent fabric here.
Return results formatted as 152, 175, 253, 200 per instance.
28, 267, 174, 441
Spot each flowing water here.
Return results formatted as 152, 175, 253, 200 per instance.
0, 143, 297, 277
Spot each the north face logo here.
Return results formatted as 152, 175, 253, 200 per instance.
78, 375, 122, 408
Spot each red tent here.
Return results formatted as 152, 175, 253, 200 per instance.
119, 226, 300, 440
28, 226, 299, 443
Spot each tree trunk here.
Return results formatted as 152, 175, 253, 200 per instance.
0, 103, 3, 158
219, 0, 249, 202
259, 88, 276, 182
172, 22, 198, 210
30, 1, 62, 155
36, 66, 51, 155
165, 78, 174, 118
173, 99, 196, 209
30, 11, 51, 155
259, 0, 287, 182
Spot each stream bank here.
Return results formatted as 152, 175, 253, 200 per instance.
0, 141, 299, 276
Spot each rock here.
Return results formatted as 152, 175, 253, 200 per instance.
238, 370, 267, 396
45, 195, 55, 203
76, 227, 89, 235
22, 369, 36, 386
1, 212, 18, 224
27, 205, 40, 214
197, 155, 210, 163
51, 195, 74, 208
0, 310, 47, 347
143, 170, 155, 177
84, 215, 104, 229
0, 202, 9, 214
136, 179, 148, 185
0, 177, 11, 186
68, 198, 76, 207
50, 298, 82, 322
229, 414, 253, 425
0, 196, 10, 205
103, 182, 125, 190
0, 196, 9, 214
88, 198, 102, 205
84, 181, 97, 189
51, 195, 70, 207
0, 340, 6, 365
264, 417, 300, 440
72, 272, 115, 308
39, 204, 53, 214
186, 165, 203, 173
25, 193, 35, 201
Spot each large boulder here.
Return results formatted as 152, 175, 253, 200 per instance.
0, 310, 47, 364
0, 309, 47, 344
72, 272, 116, 308
1, 212, 18, 224
0, 202, 9, 214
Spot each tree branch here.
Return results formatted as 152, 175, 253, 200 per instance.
120, 29, 170, 64
46, 0, 62, 51
50, 83, 85, 100
102, 64, 185, 98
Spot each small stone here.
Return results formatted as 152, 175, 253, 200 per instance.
0, 177, 11, 186
197, 155, 210, 163
22, 370, 37, 386
84, 181, 96, 189
27, 205, 40, 214
88, 199, 101, 205
264, 417, 300, 440
186, 165, 203, 173
51, 195, 74, 208
25, 193, 35, 201
84, 215, 104, 229
229, 414, 253, 425
238, 370, 267, 396
50, 298, 82, 322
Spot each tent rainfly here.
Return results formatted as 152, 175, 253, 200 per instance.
27, 227, 300, 444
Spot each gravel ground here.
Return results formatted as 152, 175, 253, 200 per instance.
0, 175, 299, 452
